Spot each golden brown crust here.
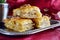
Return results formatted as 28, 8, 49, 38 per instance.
4, 17, 34, 32
13, 8, 21, 16
32, 17, 43, 28
42, 16, 50, 21
13, 4, 42, 18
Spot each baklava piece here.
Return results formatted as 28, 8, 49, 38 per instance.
4, 17, 34, 32
33, 16, 50, 28
41, 16, 50, 28
13, 4, 42, 18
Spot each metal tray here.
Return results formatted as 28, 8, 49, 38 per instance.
0, 20, 60, 35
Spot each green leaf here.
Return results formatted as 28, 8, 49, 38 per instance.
0, 0, 5, 3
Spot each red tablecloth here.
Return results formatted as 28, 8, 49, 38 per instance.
0, 0, 60, 40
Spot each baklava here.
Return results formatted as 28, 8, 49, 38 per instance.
41, 16, 50, 28
13, 4, 42, 18
4, 17, 34, 32
33, 16, 50, 28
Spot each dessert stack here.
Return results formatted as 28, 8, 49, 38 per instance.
4, 4, 50, 32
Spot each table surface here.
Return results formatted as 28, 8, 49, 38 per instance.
0, 27, 60, 40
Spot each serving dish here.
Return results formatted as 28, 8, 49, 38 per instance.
0, 20, 60, 35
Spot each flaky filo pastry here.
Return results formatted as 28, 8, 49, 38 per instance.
4, 4, 51, 32
4, 17, 34, 32
32, 16, 50, 28
13, 4, 42, 18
